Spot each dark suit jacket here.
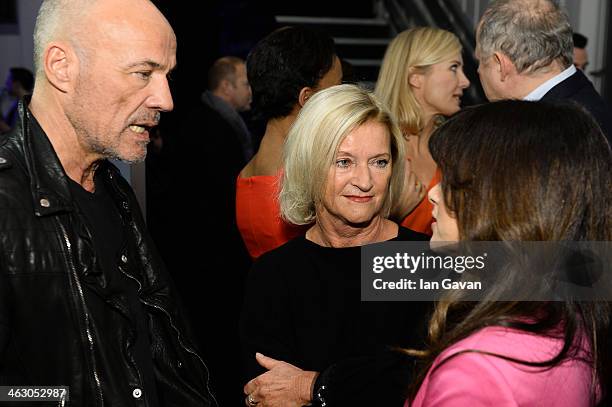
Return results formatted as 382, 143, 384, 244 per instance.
541, 69, 611, 143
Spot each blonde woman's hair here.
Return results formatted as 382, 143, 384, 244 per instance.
375, 27, 462, 135
280, 84, 405, 225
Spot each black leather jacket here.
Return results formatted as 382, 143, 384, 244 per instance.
0, 102, 216, 407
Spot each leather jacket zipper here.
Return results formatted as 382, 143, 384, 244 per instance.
57, 220, 104, 406
119, 267, 218, 407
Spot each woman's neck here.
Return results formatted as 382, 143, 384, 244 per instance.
405, 114, 436, 154
419, 114, 437, 145
406, 116, 435, 158
264, 114, 296, 143
404, 114, 438, 187
241, 112, 297, 177
307, 216, 398, 248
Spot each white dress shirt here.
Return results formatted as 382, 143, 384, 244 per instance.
523, 65, 577, 101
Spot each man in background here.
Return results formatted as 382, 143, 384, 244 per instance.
475, 0, 610, 141
202, 56, 253, 161
573, 32, 589, 71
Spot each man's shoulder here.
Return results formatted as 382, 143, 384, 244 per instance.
542, 70, 611, 138
544, 70, 605, 107
0, 129, 28, 180
191, 99, 221, 116
0, 134, 32, 209
181, 101, 237, 134
0, 124, 24, 152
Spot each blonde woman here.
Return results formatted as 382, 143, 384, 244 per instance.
241, 85, 429, 407
376, 27, 470, 235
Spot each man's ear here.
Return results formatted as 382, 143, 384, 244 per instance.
43, 42, 78, 93
495, 52, 516, 82
298, 86, 314, 107
219, 78, 234, 95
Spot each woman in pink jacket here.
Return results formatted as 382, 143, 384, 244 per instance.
407, 100, 611, 407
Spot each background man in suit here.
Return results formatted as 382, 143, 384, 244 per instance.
475, 0, 610, 142
202, 56, 253, 160
572, 32, 589, 71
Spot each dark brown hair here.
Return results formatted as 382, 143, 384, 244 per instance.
246, 26, 336, 122
409, 100, 611, 404
431, 100, 610, 242
207, 56, 244, 91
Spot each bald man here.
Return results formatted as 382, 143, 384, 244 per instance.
0, 1, 216, 406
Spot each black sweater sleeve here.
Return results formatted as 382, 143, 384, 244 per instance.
240, 252, 300, 380
239, 233, 430, 406
311, 346, 416, 407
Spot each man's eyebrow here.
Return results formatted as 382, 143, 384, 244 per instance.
125, 60, 164, 70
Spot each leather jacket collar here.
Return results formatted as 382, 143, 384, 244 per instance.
16, 97, 74, 217
16, 97, 125, 219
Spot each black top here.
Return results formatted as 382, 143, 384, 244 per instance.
69, 175, 160, 407
241, 226, 431, 406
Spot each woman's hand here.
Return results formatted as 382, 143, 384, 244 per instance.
391, 160, 425, 221
244, 353, 318, 407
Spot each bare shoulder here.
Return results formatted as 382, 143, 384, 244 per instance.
240, 159, 256, 178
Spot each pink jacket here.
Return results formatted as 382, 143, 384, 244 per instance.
408, 326, 596, 407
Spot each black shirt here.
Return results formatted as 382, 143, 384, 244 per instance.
241, 226, 432, 406
69, 174, 159, 407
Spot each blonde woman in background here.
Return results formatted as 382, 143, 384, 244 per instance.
376, 27, 470, 235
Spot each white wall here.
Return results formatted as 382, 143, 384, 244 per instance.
575, 0, 608, 91
0, 0, 41, 83
559, 0, 608, 90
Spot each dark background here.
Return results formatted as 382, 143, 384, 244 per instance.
145, 3, 378, 405
0, 0, 16, 24
152, 0, 376, 108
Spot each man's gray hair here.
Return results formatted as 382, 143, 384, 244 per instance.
477, 0, 573, 74
33, 0, 95, 76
